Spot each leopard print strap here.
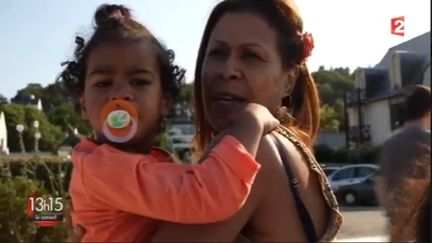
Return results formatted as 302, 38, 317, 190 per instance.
274, 125, 343, 242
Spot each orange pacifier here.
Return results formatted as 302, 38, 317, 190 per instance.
100, 99, 139, 143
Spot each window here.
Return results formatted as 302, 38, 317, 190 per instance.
356, 167, 377, 177
364, 69, 390, 99
390, 103, 405, 130
332, 168, 355, 181
399, 53, 426, 87
324, 168, 338, 176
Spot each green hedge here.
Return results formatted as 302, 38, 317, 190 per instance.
0, 156, 71, 242
314, 144, 381, 164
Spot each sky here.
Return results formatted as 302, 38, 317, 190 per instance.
0, 0, 430, 99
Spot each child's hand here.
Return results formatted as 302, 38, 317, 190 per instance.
64, 201, 85, 242
234, 103, 280, 135
201, 103, 279, 160
66, 225, 85, 242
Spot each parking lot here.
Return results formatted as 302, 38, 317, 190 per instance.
337, 206, 388, 242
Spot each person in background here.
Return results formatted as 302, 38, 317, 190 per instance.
374, 84, 431, 242
416, 191, 430, 242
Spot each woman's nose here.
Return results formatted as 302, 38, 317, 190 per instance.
220, 56, 242, 80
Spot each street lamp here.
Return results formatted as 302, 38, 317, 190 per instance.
33, 120, 40, 152
33, 120, 39, 129
34, 132, 41, 152
16, 124, 25, 154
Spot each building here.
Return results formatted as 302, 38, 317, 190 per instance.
347, 32, 430, 147
316, 132, 346, 151
0, 112, 10, 154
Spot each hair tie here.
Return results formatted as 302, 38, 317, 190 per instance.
301, 32, 314, 63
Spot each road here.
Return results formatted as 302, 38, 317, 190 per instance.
337, 206, 388, 242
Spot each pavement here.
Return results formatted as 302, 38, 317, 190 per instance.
336, 206, 388, 242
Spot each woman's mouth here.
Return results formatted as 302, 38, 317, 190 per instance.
213, 92, 246, 104
210, 92, 247, 117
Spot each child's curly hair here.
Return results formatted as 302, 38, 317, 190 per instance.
57, 4, 185, 115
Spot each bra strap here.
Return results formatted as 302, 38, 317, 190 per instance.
270, 133, 318, 242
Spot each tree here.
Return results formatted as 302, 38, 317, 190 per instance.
47, 102, 92, 136
312, 67, 355, 132
320, 104, 340, 132
11, 83, 44, 104
178, 83, 194, 104
42, 82, 73, 109
0, 104, 64, 152
11, 82, 72, 112
0, 94, 8, 104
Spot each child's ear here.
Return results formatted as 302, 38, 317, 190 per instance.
160, 94, 174, 117
80, 97, 89, 120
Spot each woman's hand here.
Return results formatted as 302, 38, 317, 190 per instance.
64, 201, 85, 242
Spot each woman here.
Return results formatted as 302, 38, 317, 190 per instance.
68, 0, 342, 241
150, 0, 342, 241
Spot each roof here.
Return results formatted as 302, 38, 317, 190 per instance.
346, 89, 405, 107
375, 32, 431, 69
351, 32, 430, 105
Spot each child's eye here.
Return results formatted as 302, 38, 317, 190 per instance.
94, 80, 112, 88
131, 79, 150, 86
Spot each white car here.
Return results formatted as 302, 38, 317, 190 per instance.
167, 124, 195, 150
327, 164, 379, 192
167, 124, 196, 162
321, 165, 341, 177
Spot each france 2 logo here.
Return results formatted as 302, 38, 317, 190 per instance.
391, 16, 405, 36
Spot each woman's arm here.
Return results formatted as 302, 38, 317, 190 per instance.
151, 136, 279, 242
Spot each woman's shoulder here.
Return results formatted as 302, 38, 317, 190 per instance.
255, 126, 310, 167
261, 125, 343, 241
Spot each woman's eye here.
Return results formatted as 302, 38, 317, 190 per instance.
131, 79, 150, 86
242, 51, 262, 61
208, 49, 226, 57
94, 80, 112, 88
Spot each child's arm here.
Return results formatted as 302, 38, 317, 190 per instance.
77, 104, 278, 224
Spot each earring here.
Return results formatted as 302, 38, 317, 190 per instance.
282, 94, 293, 108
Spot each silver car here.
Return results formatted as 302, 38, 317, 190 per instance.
327, 164, 379, 192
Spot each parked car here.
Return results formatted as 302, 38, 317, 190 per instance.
167, 124, 195, 150
322, 166, 341, 177
327, 164, 379, 192
320, 163, 343, 177
335, 174, 378, 206
167, 123, 195, 162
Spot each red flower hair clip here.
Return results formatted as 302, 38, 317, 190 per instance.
301, 32, 315, 63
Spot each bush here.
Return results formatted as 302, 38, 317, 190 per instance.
351, 144, 381, 164
314, 144, 336, 163
314, 144, 381, 164
0, 156, 71, 242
